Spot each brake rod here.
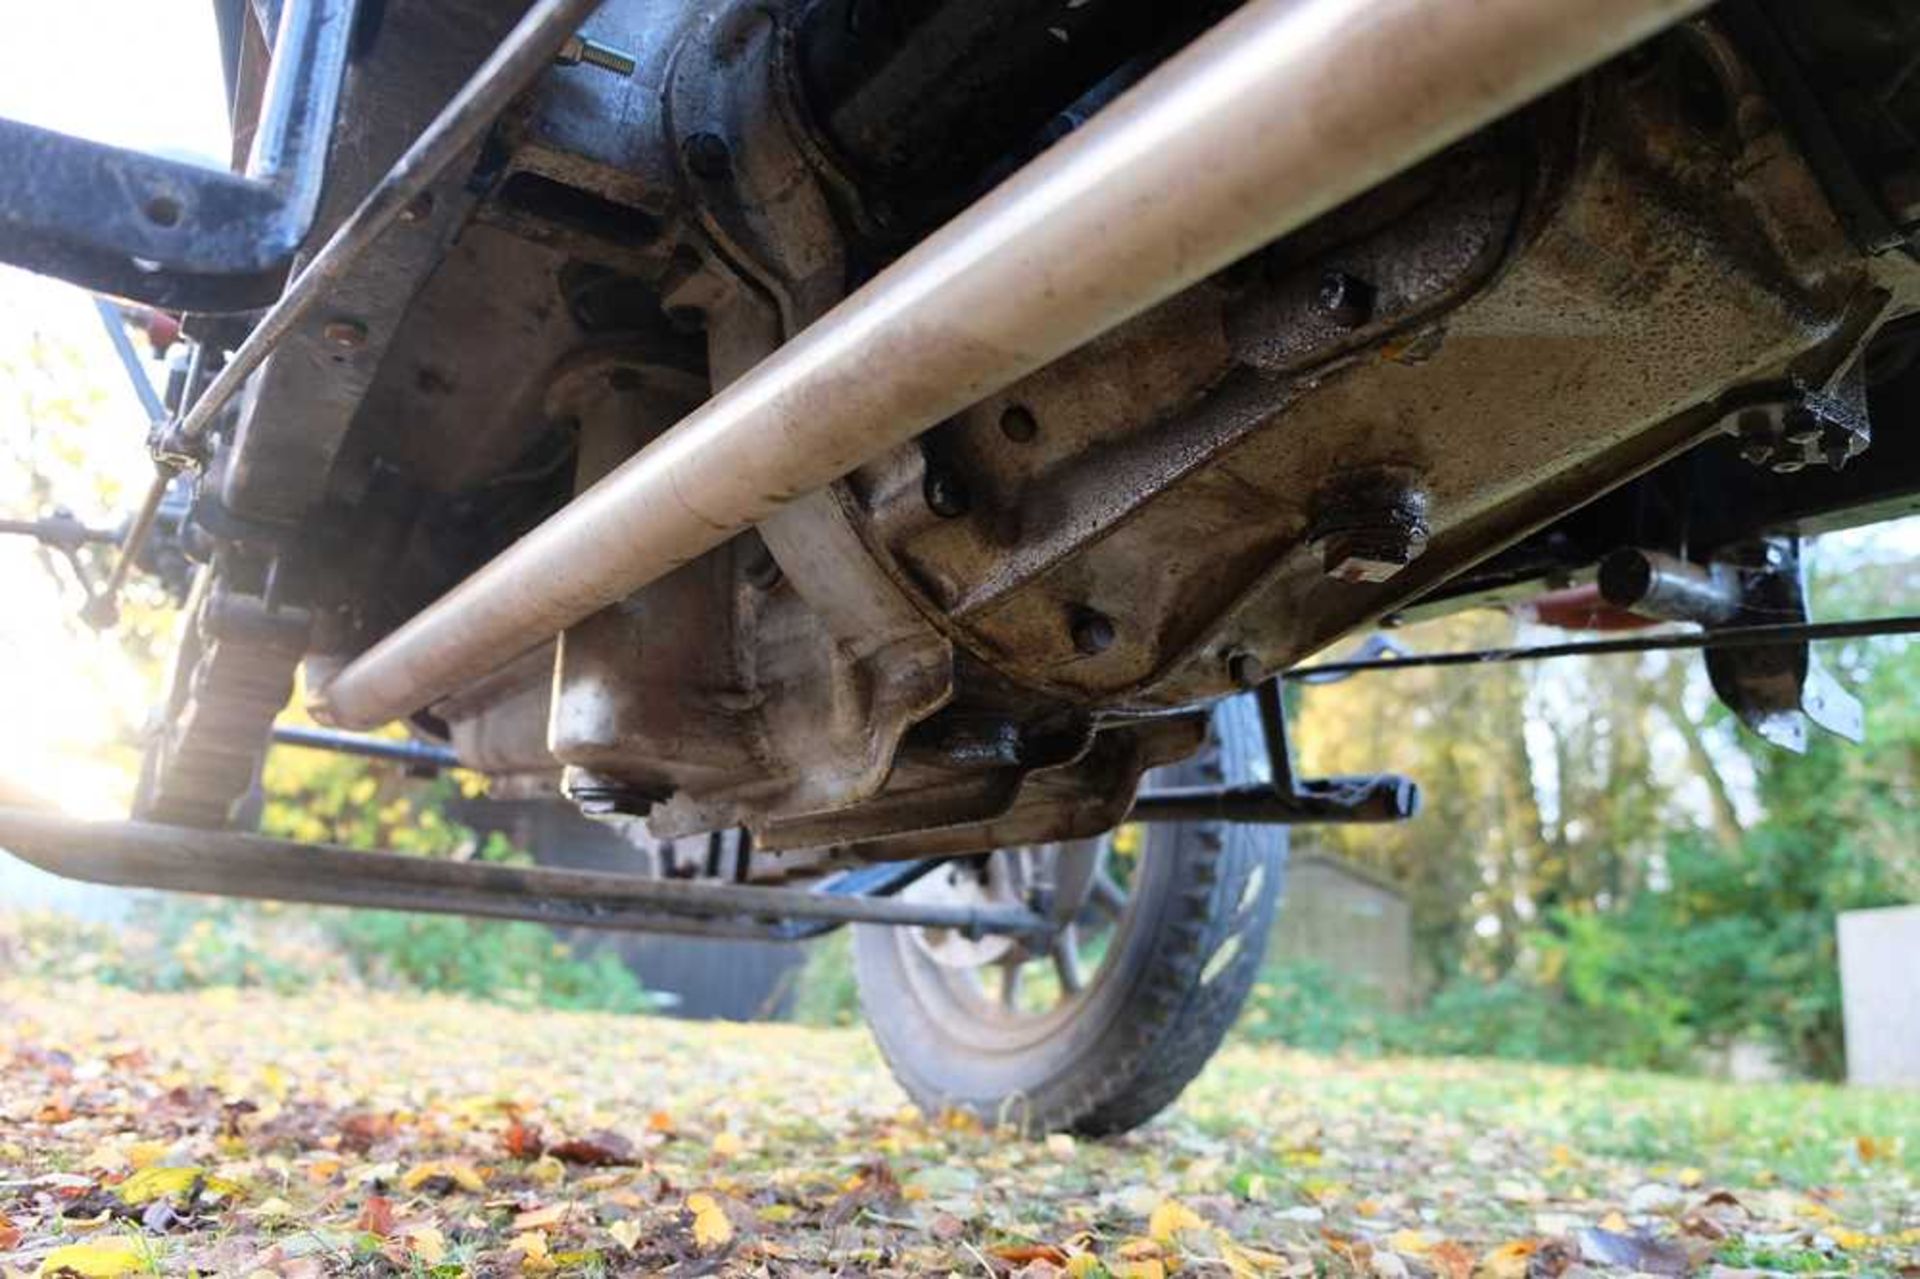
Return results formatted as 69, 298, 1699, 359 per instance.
1283, 614, 1920, 680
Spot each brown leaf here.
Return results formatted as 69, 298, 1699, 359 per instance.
338, 1111, 395, 1153
357, 1193, 395, 1237
1429, 1240, 1476, 1279
993, 1243, 1071, 1266
0, 1211, 22, 1249
548, 1129, 636, 1166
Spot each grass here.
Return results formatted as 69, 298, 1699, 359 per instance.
0, 978, 1913, 1276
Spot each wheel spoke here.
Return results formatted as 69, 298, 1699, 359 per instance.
1051, 927, 1083, 995
1090, 871, 1127, 920
998, 959, 1023, 1010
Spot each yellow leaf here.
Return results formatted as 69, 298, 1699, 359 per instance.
1475, 1240, 1536, 1279
1598, 1211, 1629, 1234
1112, 1261, 1167, 1279
527, 1155, 566, 1187
510, 1230, 553, 1273
1855, 1134, 1890, 1163
124, 1143, 167, 1171
406, 1227, 448, 1266
711, 1131, 743, 1158
399, 1160, 486, 1194
757, 1204, 799, 1224
1065, 1255, 1105, 1278
250, 1197, 295, 1218
687, 1192, 734, 1251
1676, 1167, 1704, 1188
1827, 1227, 1869, 1251
607, 1219, 642, 1252
1148, 1198, 1207, 1244
116, 1166, 243, 1205
1047, 1133, 1078, 1160
34, 1239, 148, 1278
1388, 1230, 1437, 1256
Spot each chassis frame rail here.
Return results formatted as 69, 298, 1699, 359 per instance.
0, 809, 1051, 943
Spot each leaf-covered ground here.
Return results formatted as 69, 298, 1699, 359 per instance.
0, 979, 1913, 1277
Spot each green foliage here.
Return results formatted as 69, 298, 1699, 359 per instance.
327, 911, 653, 1013
789, 931, 863, 1028
1236, 963, 1388, 1055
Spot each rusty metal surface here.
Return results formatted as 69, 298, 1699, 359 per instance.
112, 0, 1920, 863
311, 0, 1708, 733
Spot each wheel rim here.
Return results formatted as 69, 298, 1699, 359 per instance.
890, 826, 1145, 1051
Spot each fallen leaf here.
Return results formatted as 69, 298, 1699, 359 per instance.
711, 1130, 744, 1158
337, 1112, 394, 1153
1575, 1226, 1688, 1275
505, 1119, 545, 1159
687, 1191, 734, 1250
405, 1225, 447, 1265
1111, 1260, 1167, 1279
607, 1218, 642, 1252
513, 1203, 569, 1231
1148, 1198, 1208, 1244
510, 1229, 553, 1272
34, 1238, 148, 1278
398, 1160, 485, 1194
355, 1194, 394, 1237
994, 1242, 1071, 1266
548, 1129, 634, 1166
1474, 1239, 1536, 1279
1428, 1236, 1466, 1275
115, 1165, 243, 1206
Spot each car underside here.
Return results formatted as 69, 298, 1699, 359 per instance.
3, 0, 1919, 1131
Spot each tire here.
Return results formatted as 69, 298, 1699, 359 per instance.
852, 694, 1287, 1136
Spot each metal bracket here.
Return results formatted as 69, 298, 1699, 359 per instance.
1129, 683, 1421, 825
0, 0, 359, 311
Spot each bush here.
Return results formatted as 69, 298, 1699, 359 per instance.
328, 911, 653, 1012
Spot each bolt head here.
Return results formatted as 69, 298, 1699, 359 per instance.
1316, 270, 1375, 328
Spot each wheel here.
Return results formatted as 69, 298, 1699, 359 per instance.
852, 693, 1287, 1136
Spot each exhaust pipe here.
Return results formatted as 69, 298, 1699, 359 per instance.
315, 0, 1706, 730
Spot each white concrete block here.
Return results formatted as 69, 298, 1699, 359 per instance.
1838, 905, 1920, 1087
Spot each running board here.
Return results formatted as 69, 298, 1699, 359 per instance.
0, 809, 1050, 942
